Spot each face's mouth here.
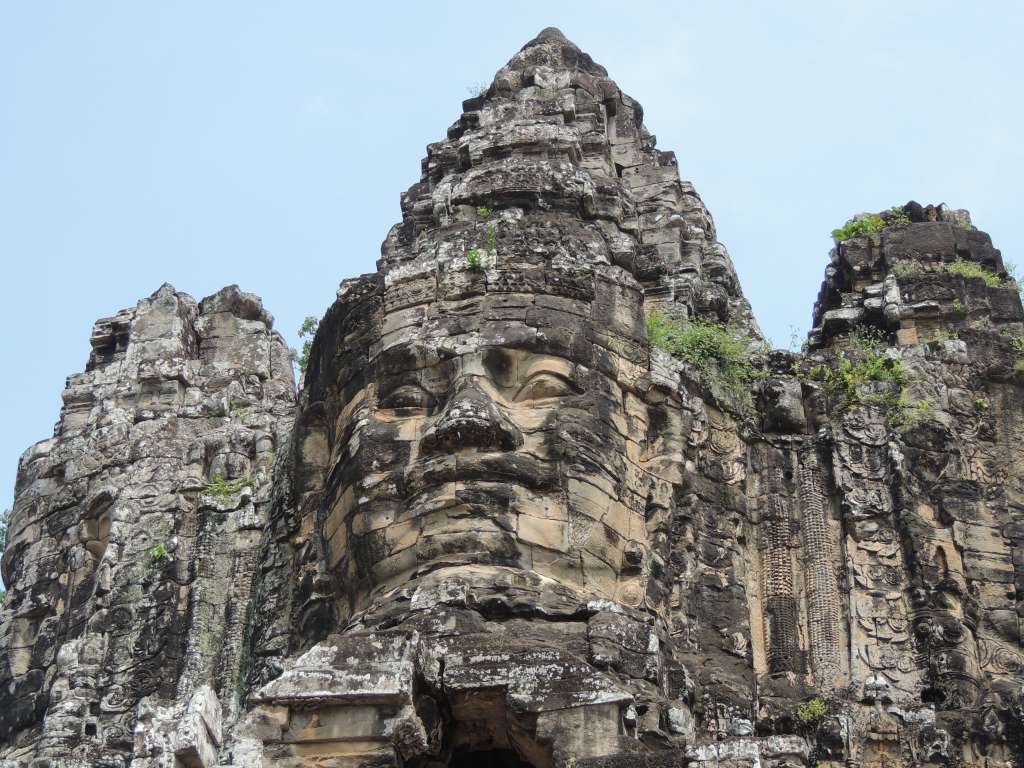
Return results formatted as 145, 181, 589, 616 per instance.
403, 450, 561, 500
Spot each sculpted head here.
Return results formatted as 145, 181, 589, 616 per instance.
285, 28, 755, 633
298, 221, 687, 623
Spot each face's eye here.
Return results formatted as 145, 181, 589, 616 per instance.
514, 372, 577, 403
379, 384, 435, 411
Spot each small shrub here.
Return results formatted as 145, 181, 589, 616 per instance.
893, 396, 938, 430
890, 260, 923, 278
295, 316, 319, 373
885, 206, 911, 226
809, 329, 906, 416
647, 311, 763, 408
924, 328, 959, 343
466, 224, 497, 272
946, 260, 1011, 289
787, 324, 808, 353
1005, 260, 1023, 294
476, 206, 491, 218
148, 542, 170, 566
795, 697, 827, 725
833, 205, 911, 242
832, 215, 886, 242
206, 475, 249, 498
466, 81, 489, 98
1008, 335, 1024, 372
952, 299, 963, 312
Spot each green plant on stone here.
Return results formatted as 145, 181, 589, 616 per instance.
476, 206, 491, 218
466, 223, 498, 272
1004, 260, 1023, 294
832, 215, 886, 242
1008, 335, 1024, 372
647, 311, 764, 409
885, 206, 911, 227
946, 260, 1012, 289
466, 81, 489, 98
952, 299, 963, 312
809, 328, 907, 416
295, 315, 319, 374
925, 328, 959, 343
893, 396, 938, 430
832, 205, 911, 243
795, 697, 827, 725
148, 542, 170, 567
787, 324, 808, 353
890, 260, 923, 279
205, 475, 249, 498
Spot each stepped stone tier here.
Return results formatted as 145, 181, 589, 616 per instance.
2, 26, 1024, 768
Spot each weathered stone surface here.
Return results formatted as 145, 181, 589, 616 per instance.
3, 27, 1024, 768
0, 283, 294, 766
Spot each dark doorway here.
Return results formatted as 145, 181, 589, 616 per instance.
449, 748, 536, 768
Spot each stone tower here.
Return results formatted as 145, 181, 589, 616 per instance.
2, 28, 1024, 768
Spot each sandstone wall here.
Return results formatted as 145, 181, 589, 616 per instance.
1, 27, 1023, 768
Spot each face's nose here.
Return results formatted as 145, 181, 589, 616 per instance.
420, 380, 522, 454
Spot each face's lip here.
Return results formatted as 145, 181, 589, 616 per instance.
403, 450, 561, 498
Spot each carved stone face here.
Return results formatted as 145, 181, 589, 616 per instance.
316, 268, 682, 620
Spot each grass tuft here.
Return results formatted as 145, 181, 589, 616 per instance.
148, 542, 170, 567
946, 259, 1014, 289
809, 328, 907, 418
832, 215, 886, 242
205, 475, 249, 498
795, 697, 827, 724
647, 311, 763, 409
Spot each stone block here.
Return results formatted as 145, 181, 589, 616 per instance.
173, 687, 222, 768
252, 631, 418, 707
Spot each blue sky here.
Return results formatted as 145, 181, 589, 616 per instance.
2, 1, 1022, 507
